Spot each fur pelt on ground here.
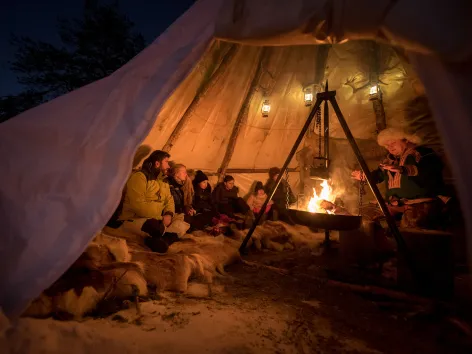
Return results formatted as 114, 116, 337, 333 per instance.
23, 233, 148, 319
22, 221, 324, 320
230, 220, 326, 251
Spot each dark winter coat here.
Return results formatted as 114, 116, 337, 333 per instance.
193, 183, 213, 213
264, 179, 296, 207
167, 176, 192, 214
371, 145, 445, 200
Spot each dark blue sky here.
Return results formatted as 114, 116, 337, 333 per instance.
0, 0, 196, 96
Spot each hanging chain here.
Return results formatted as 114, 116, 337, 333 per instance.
285, 169, 291, 209
315, 107, 322, 158
358, 171, 367, 215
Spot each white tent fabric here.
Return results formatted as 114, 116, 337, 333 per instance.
0, 0, 219, 319
1, 0, 471, 319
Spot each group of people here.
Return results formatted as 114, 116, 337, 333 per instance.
111, 126, 452, 254
112, 150, 296, 253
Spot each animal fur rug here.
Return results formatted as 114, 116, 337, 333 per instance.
22, 221, 325, 319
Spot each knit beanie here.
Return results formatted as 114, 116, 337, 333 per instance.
194, 170, 209, 185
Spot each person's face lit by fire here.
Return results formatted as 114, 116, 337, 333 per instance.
384, 139, 408, 156
272, 173, 279, 181
155, 157, 170, 174
198, 180, 208, 190
224, 179, 235, 190
175, 166, 187, 181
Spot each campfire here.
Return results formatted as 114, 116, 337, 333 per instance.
305, 179, 338, 214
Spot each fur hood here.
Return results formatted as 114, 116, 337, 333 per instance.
377, 127, 421, 147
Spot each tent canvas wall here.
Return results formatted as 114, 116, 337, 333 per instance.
1, 0, 471, 320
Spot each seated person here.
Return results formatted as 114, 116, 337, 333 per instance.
193, 170, 213, 213
118, 150, 177, 253
212, 175, 251, 221
167, 163, 195, 216
351, 127, 447, 229
168, 165, 215, 231
246, 181, 273, 221
264, 167, 296, 224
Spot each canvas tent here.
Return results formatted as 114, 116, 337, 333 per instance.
0, 0, 471, 320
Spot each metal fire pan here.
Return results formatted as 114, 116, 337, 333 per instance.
287, 209, 362, 231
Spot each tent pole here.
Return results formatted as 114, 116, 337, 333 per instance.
218, 47, 270, 182
239, 97, 323, 253
162, 43, 238, 152
370, 42, 387, 132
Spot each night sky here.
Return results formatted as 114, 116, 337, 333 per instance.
0, 0, 196, 96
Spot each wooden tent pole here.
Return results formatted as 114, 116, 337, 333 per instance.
370, 42, 387, 132
162, 43, 238, 152
217, 47, 271, 182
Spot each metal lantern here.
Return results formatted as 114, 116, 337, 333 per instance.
369, 84, 381, 101
304, 88, 313, 106
261, 99, 271, 117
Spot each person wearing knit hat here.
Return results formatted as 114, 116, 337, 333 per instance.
193, 170, 212, 213
194, 170, 209, 186
352, 127, 447, 229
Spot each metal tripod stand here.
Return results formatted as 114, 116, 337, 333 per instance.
239, 85, 417, 281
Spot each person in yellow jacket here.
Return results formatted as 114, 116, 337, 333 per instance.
119, 150, 176, 253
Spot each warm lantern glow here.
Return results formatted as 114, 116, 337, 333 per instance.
369, 85, 378, 95
304, 89, 313, 106
261, 99, 271, 117
307, 179, 336, 214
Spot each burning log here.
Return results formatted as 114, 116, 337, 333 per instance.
319, 200, 352, 216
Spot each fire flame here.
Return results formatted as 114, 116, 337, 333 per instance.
307, 179, 336, 214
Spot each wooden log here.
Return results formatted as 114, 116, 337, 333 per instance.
217, 47, 271, 182
326, 279, 434, 304
217, 168, 297, 174
447, 317, 472, 338
242, 260, 290, 275
240, 260, 446, 306
162, 42, 239, 152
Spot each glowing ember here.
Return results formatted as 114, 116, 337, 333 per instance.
307, 179, 336, 214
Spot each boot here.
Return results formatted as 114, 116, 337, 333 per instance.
144, 237, 169, 254
162, 232, 180, 246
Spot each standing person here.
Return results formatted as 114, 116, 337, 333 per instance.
119, 150, 177, 253
351, 127, 447, 229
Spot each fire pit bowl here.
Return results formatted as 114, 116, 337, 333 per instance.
287, 209, 362, 231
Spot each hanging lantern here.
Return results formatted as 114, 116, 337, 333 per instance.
369, 84, 381, 100
304, 88, 313, 106
261, 99, 271, 117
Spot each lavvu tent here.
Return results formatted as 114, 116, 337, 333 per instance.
0, 0, 471, 319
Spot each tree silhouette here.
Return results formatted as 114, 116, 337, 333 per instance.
1, 1, 146, 122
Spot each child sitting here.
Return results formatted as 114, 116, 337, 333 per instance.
246, 181, 273, 218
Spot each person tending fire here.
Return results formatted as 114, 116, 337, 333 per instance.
351, 127, 448, 229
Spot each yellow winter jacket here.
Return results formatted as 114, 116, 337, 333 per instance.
119, 171, 175, 221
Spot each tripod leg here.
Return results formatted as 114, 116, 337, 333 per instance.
328, 97, 421, 280
239, 97, 324, 253
324, 229, 330, 248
